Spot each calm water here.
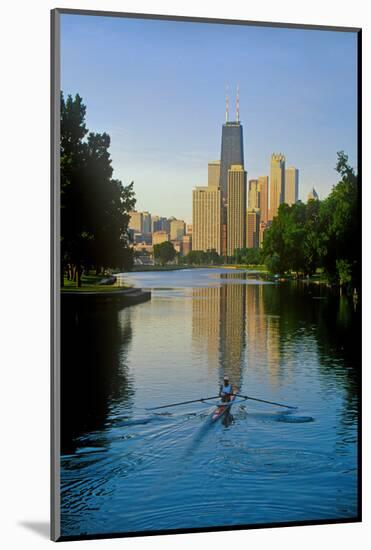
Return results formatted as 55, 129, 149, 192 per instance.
60, 268, 360, 537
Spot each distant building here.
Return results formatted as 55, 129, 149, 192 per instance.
170, 219, 186, 241
269, 154, 285, 220
133, 242, 153, 254
259, 220, 270, 248
182, 234, 192, 255
307, 187, 319, 202
258, 176, 269, 223
133, 233, 152, 245
248, 179, 259, 209
142, 211, 152, 234
285, 167, 299, 205
247, 209, 260, 248
192, 186, 221, 254
186, 224, 192, 235
152, 231, 169, 245
162, 218, 171, 234
152, 216, 170, 233
227, 164, 246, 256
128, 211, 143, 233
208, 160, 221, 188
151, 215, 160, 233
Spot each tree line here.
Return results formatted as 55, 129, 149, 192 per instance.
262, 151, 359, 289
61, 93, 136, 286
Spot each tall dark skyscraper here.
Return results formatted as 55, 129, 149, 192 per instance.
220, 123, 244, 203
219, 86, 245, 255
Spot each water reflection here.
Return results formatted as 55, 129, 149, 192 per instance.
191, 273, 359, 414
60, 269, 359, 535
61, 302, 134, 454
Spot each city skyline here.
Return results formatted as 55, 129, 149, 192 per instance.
61, 15, 357, 224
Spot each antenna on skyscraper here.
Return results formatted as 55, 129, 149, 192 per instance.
226, 84, 229, 123
236, 83, 240, 123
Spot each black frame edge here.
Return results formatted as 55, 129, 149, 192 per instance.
50, 8, 362, 542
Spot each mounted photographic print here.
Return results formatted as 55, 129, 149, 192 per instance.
51, 8, 361, 542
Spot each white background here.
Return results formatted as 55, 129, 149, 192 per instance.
0, 0, 369, 548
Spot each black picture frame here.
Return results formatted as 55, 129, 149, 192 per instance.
51, 8, 362, 542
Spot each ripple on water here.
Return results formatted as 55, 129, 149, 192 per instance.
206, 447, 337, 478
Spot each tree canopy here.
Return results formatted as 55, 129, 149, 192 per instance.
262, 151, 359, 289
60, 92, 136, 286
183, 249, 222, 266
153, 241, 176, 265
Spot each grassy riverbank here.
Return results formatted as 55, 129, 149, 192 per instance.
61, 273, 131, 292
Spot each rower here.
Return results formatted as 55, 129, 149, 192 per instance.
220, 375, 233, 403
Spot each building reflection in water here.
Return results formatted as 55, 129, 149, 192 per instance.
191, 275, 288, 392
192, 272, 246, 391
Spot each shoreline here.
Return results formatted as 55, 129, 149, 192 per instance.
61, 287, 151, 307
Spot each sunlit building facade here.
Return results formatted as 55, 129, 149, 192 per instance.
285, 166, 299, 205
269, 153, 285, 220
192, 186, 221, 254
227, 164, 246, 256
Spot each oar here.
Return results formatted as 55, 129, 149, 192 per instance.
146, 396, 220, 411
235, 393, 297, 410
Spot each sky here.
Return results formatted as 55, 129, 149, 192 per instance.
61, 14, 358, 224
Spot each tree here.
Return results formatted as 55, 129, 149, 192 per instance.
60, 92, 136, 286
185, 249, 221, 266
153, 241, 176, 265
235, 247, 263, 265
262, 151, 358, 288
317, 151, 358, 287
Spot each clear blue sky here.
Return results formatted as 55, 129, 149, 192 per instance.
61, 14, 358, 224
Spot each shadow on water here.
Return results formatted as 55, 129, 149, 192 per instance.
61, 301, 134, 454
261, 282, 360, 423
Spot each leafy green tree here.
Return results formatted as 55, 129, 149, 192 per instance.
302, 199, 321, 276
60, 92, 136, 286
265, 253, 282, 274
185, 249, 221, 265
317, 151, 358, 287
153, 241, 176, 265
234, 248, 262, 265
262, 151, 358, 287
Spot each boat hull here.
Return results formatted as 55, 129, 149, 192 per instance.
211, 395, 235, 422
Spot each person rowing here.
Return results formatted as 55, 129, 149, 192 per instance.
219, 375, 234, 403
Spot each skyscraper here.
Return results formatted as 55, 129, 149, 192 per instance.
247, 209, 260, 248
208, 161, 221, 188
219, 87, 244, 255
128, 211, 143, 233
227, 164, 246, 256
248, 179, 259, 209
269, 154, 285, 220
258, 176, 269, 223
182, 234, 192, 256
170, 219, 186, 241
192, 186, 221, 254
153, 231, 169, 245
142, 211, 152, 234
285, 167, 299, 205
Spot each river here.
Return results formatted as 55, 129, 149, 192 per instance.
60, 268, 360, 537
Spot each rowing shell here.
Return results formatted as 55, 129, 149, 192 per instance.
211, 395, 236, 423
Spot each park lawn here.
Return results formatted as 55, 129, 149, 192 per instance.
61, 273, 131, 292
